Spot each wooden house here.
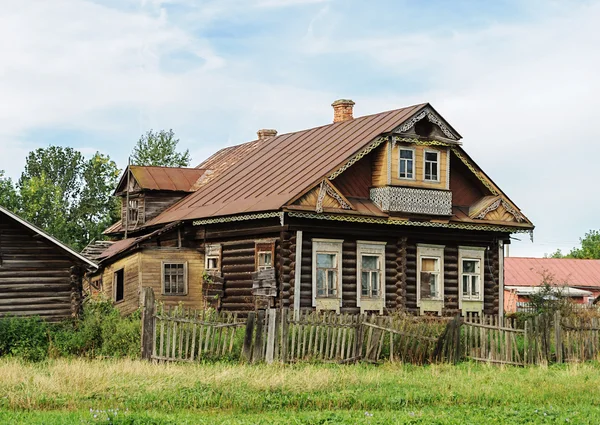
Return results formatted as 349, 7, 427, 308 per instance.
0, 206, 97, 321
89, 100, 534, 317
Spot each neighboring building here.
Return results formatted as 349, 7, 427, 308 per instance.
89, 100, 534, 317
0, 206, 97, 321
504, 257, 600, 313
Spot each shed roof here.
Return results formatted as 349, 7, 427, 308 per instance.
505, 257, 600, 289
505, 285, 592, 297
0, 206, 97, 269
146, 103, 427, 225
115, 166, 207, 194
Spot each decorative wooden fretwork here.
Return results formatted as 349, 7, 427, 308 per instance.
396, 108, 458, 140
192, 211, 281, 226
328, 136, 387, 180
370, 186, 452, 216
475, 198, 525, 223
316, 180, 352, 213
450, 148, 498, 196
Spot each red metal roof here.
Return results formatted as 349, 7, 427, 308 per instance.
122, 166, 207, 193
505, 257, 600, 289
146, 104, 426, 225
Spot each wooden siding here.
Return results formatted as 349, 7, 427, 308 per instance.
389, 144, 448, 189
335, 153, 372, 198
293, 186, 341, 209
101, 252, 141, 315
371, 143, 388, 187
0, 218, 83, 321
144, 193, 187, 222
139, 248, 204, 309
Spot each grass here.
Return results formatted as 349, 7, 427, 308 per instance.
1, 358, 600, 424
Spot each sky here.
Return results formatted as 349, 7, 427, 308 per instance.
0, 0, 598, 257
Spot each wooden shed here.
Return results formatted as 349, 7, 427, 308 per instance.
0, 206, 97, 321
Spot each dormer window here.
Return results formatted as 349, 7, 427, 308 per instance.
398, 148, 414, 179
424, 150, 439, 181
128, 199, 139, 223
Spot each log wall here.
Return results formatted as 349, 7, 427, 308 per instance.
0, 217, 85, 321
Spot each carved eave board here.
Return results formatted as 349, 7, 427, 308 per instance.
289, 179, 354, 213
469, 196, 527, 224
391, 105, 462, 142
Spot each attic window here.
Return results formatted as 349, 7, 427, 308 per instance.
414, 119, 434, 137
424, 150, 439, 181
128, 199, 139, 223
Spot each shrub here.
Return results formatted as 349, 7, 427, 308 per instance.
0, 315, 49, 361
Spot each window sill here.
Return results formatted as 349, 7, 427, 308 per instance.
315, 297, 340, 313
418, 298, 443, 316
359, 297, 384, 314
162, 293, 188, 297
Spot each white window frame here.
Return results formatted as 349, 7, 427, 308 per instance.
417, 244, 445, 304
398, 147, 416, 180
459, 247, 485, 303
257, 251, 273, 271
312, 239, 343, 307
205, 243, 222, 273
423, 149, 440, 182
161, 261, 188, 296
356, 241, 386, 307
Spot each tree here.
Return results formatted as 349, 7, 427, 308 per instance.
17, 147, 121, 251
0, 171, 19, 212
131, 129, 191, 167
547, 230, 600, 260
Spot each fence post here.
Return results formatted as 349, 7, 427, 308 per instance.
554, 310, 563, 363
253, 310, 265, 363
242, 312, 256, 362
353, 314, 363, 360
140, 287, 156, 361
453, 315, 462, 364
265, 308, 277, 364
281, 308, 289, 363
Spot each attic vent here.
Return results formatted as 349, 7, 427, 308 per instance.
414, 119, 434, 137
257, 129, 277, 140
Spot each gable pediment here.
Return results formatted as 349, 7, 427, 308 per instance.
392, 106, 461, 141
469, 196, 526, 223
290, 180, 353, 213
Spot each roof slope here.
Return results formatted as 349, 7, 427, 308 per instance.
0, 206, 97, 269
505, 257, 600, 288
115, 166, 207, 194
147, 103, 426, 225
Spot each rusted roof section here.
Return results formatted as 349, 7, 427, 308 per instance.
147, 103, 427, 225
114, 166, 207, 194
505, 258, 600, 289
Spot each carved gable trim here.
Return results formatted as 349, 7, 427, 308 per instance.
469, 196, 525, 223
394, 107, 459, 141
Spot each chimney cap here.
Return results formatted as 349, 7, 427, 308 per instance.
331, 99, 355, 107
257, 129, 278, 140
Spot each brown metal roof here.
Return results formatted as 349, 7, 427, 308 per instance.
116, 166, 207, 194
146, 103, 427, 225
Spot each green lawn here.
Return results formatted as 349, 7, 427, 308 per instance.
0, 358, 599, 424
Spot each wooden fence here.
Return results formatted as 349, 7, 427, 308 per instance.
139, 288, 600, 366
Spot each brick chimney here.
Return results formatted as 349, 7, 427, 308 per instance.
332, 99, 355, 123
257, 129, 277, 140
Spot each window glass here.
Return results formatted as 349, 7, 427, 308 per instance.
164, 263, 185, 295
461, 258, 481, 299
316, 253, 337, 297
399, 148, 414, 179
420, 257, 440, 298
424, 151, 439, 181
317, 253, 335, 268
258, 251, 273, 270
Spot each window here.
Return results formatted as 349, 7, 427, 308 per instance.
420, 257, 440, 298
417, 245, 444, 304
163, 262, 187, 295
255, 241, 275, 271
312, 239, 343, 307
424, 150, 439, 181
128, 199, 138, 223
205, 244, 222, 273
114, 268, 124, 302
361, 255, 380, 297
257, 251, 273, 270
356, 241, 386, 308
398, 148, 414, 179
459, 247, 485, 302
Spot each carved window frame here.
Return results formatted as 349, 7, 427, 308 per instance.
205, 243, 222, 274
356, 241, 386, 308
312, 238, 343, 307
416, 244, 445, 305
255, 241, 275, 271
458, 247, 485, 303
398, 147, 416, 180
423, 149, 440, 182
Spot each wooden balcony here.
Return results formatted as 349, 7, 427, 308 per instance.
370, 186, 452, 216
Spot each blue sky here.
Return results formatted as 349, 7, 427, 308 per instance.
1, 0, 599, 257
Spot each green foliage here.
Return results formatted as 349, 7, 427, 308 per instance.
51, 298, 141, 358
0, 316, 49, 362
16, 147, 120, 251
131, 129, 191, 167
0, 170, 19, 211
547, 230, 600, 259
0, 299, 140, 361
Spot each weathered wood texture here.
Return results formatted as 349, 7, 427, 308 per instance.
98, 248, 205, 314
449, 153, 488, 206
221, 240, 256, 311
144, 192, 188, 222
371, 143, 388, 187
0, 218, 85, 321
